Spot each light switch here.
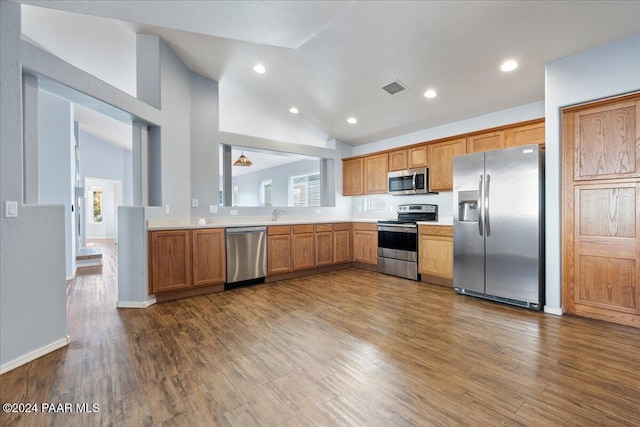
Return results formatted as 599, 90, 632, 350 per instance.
5, 201, 18, 218
164, 204, 170, 215
191, 198, 199, 208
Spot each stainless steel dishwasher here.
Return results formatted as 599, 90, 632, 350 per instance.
226, 226, 267, 286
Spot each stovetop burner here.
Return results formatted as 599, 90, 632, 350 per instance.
378, 204, 438, 225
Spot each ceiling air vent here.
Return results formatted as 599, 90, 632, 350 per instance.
382, 80, 407, 96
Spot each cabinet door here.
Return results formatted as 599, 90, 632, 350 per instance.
315, 230, 334, 267
334, 228, 352, 264
353, 223, 378, 265
418, 235, 453, 279
293, 229, 315, 271
466, 131, 506, 153
388, 149, 408, 171
343, 158, 364, 196
427, 138, 466, 192
506, 121, 545, 148
149, 230, 191, 293
192, 228, 226, 287
408, 145, 428, 168
364, 153, 389, 194
267, 234, 293, 274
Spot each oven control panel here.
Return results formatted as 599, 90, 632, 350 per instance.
397, 204, 437, 213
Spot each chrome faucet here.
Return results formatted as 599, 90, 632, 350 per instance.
272, 208, 286, 221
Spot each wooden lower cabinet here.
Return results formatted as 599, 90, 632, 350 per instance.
192, 228, 226, 287
148, 228, 225, 296
418, 225, 453, 283
333, 223, 352, 264
267, 225, 293, 275
315, 224, 334, 267
353, 222, 378, 266
293, 224, 315, 270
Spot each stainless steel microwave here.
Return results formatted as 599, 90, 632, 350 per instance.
388, 167, 437, 195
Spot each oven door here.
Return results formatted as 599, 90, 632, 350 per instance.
377, 225, 418, 262
388, 168, 427, 195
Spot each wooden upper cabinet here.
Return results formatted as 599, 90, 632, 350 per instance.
343, 157, 364, 196
364, 153, 388, 194
408, 145, 428, 168
149, 230, 191, 293
573, 99, 640, 181
427, 138, 466, 192
466, 130, 506, 153
388, 149, 408, 171
192, 228, 226, 287
506, 120, 545, 148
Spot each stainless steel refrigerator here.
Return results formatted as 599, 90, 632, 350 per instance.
453, 144, 544, 310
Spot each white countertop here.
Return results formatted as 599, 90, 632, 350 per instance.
147, 216, 453, 230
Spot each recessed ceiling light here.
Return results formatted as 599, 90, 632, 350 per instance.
500, 59, 518, 72
253, 64, 266, 74
289, 107, 299, 114
347, 117, 357, 124
424, 89, 438, 99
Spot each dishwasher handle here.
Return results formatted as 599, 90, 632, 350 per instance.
226, 226, 267, 234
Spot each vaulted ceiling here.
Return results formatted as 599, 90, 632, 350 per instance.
17, 1, 640, 146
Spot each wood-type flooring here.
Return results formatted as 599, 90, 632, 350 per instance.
1, 240, 639, 426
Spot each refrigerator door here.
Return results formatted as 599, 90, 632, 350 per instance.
484, 144, 542, 303
453, 152, 485, 294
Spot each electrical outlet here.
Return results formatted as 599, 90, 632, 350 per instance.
230, 210, 238, 215
315, 209, 321, 214
191, 198, 199, 208
209, 205, 217, 214
164, 204, 170, 215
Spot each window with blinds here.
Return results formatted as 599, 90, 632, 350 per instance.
260, 180, 272, 207
289, 173, 320, 207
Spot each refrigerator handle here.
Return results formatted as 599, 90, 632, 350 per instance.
478, 175, 483, 236
485, 174, 491, 237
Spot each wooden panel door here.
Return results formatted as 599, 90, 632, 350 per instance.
388, 149, 408, 171
466, 131, 506, 153
293, 225, 315, 271
563, 94, 640, 328
408, 145, 428, 168
427, 138, 466, 192
353, 223, 378, 265
506, 120, 545, 148
418, 226, 453, 280
192, 228, 226, 287
364, 153, 388, 194
333, 223, 352, 264
343, 158, 364, 196
149, 230, 191, 293
268, 226, 293, 275
315, 224, 334, 267
573, 99, 640, 181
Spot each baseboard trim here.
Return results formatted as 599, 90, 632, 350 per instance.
117, 296, 156, 309
0, 335, 70, 375
544, 306, 563, 316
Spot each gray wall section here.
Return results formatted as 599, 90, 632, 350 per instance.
136, 34, 161, 109
544, 35, 640, 312
1, 2, 68, 369
37, 91, 76, 279
117, 206, 148, 303
190, 72, 220, 217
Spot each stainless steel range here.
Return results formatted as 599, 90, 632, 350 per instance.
378, 204, 438, 280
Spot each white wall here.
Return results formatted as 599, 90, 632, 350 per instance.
544, 35, 640, 312
1, 1, 68, 373
38, 91, 76, 279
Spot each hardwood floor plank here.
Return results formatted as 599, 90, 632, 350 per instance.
2, 240, 640, 426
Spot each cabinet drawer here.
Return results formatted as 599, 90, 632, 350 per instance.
293, 224, 314, 234
333, 223, 352, 231
315, 223, 333, 232
353, 222, 377, 231
419, 225, 453, 237
268, 225, 292, 235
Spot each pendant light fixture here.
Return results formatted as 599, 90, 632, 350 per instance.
233, 152, 252, 166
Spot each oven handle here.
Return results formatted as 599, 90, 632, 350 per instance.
377, 225, 417, 233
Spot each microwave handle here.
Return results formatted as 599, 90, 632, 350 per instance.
412, 173, 416, 191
